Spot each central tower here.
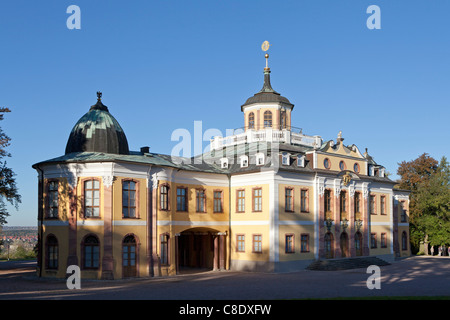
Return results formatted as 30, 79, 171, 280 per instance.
241, 41, 294, 131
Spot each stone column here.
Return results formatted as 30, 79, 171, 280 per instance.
392, 197, 400, 257
101, 176, 114, 280
362, 184, 370, 256
334, 185, 341, 258
175, 233, 180, 274
349, 185, 356, 257
219, 233, 226, 270
67, 178, 78, 268
151, 178, 160, 276
213, 235, 219, 271
318, 186, 325, 259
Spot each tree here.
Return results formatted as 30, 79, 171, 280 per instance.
413, 157, 450, 247
0, 108, 21, 225
396, 154, 450, 254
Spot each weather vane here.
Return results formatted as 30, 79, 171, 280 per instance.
261, 41, 272, 70
261, 40, 271, 52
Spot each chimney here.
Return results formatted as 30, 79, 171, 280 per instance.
140, 146, 150, 154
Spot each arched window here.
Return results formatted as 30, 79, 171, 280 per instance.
123, 180, 137, 218
46, 235, 58, 270
248, 112, 255, 129
264, 111, 272, 128
160, 233, 169, 266
123, 235, 137, 278
83, 235, 100, 269
402, 231, 408, 251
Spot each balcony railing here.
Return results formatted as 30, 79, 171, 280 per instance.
210, 128, 322, 151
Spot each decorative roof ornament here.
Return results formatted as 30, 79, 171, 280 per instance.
261, 40, 272, 71
259, 41, 277, 94
337, 131, 344, 143
97, 91, 102, 101
240, 41, 293, 110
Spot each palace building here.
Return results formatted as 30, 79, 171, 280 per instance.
33, 52, 410, 279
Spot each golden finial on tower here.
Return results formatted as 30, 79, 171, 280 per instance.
261, 41, 271, 71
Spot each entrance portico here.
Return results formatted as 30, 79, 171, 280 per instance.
175, 228, 227, 274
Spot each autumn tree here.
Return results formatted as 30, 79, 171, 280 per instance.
413, 157, 450, 249
0, 108, 21, 225
396, 153, 450, 254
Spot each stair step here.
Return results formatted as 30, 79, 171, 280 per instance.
306, 257, 390, 271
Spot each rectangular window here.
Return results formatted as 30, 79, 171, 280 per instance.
122, 181, 136, 218
380, 196, 386, 215
85, 245, 99, 268
371, 233, 377, 249
381, 233, 387, 248
160, 234, 169, 265
301, 189, 309, 213
196, 189, 206, 213
236, 234, 245, 252
237, 190, 245, 213
285, 188, 293, 212
176, 187, 187, 211
340, 191, 347, 216
354, 192, 361, 214
285, 234, 294, 253
48, 245, 58, 269
160, 185, 169, 211
213, 191, 223, 213
370, 195, 376, 214
48, 181, 59, 218
324, 189, 331, 214
253, 188, 262, 212
301, 234, 309, 252
84, 179, 100, 217
400, 201, 407, 222
253, 234, 262, 253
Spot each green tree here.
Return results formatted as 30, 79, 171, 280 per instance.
396, 154, 450, 253
0, 108, 21, 225
414, 157, 450, 247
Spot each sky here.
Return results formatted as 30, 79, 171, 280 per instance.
0, 0, 449, 226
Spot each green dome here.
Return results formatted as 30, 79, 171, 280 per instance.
65, 96, 129, 155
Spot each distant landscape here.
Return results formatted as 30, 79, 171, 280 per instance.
0, 226, 38, 260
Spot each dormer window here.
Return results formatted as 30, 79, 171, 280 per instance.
240, 155, 249, 168
256, 153, 265, 166
297, 155, 305, 167
380, 168, 385, 178
282, 153, 290, 166
220, 158, 229, 169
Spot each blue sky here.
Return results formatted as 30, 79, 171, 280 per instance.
0, 0, 449, 226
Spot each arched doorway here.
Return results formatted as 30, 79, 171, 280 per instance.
122, 234, 137, 278
324, 232, 334, 259
177, 228, 226, 273
355, 232, 363, 257
340, 232, 349, 258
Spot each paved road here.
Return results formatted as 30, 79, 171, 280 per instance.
0, 256, 448, 300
